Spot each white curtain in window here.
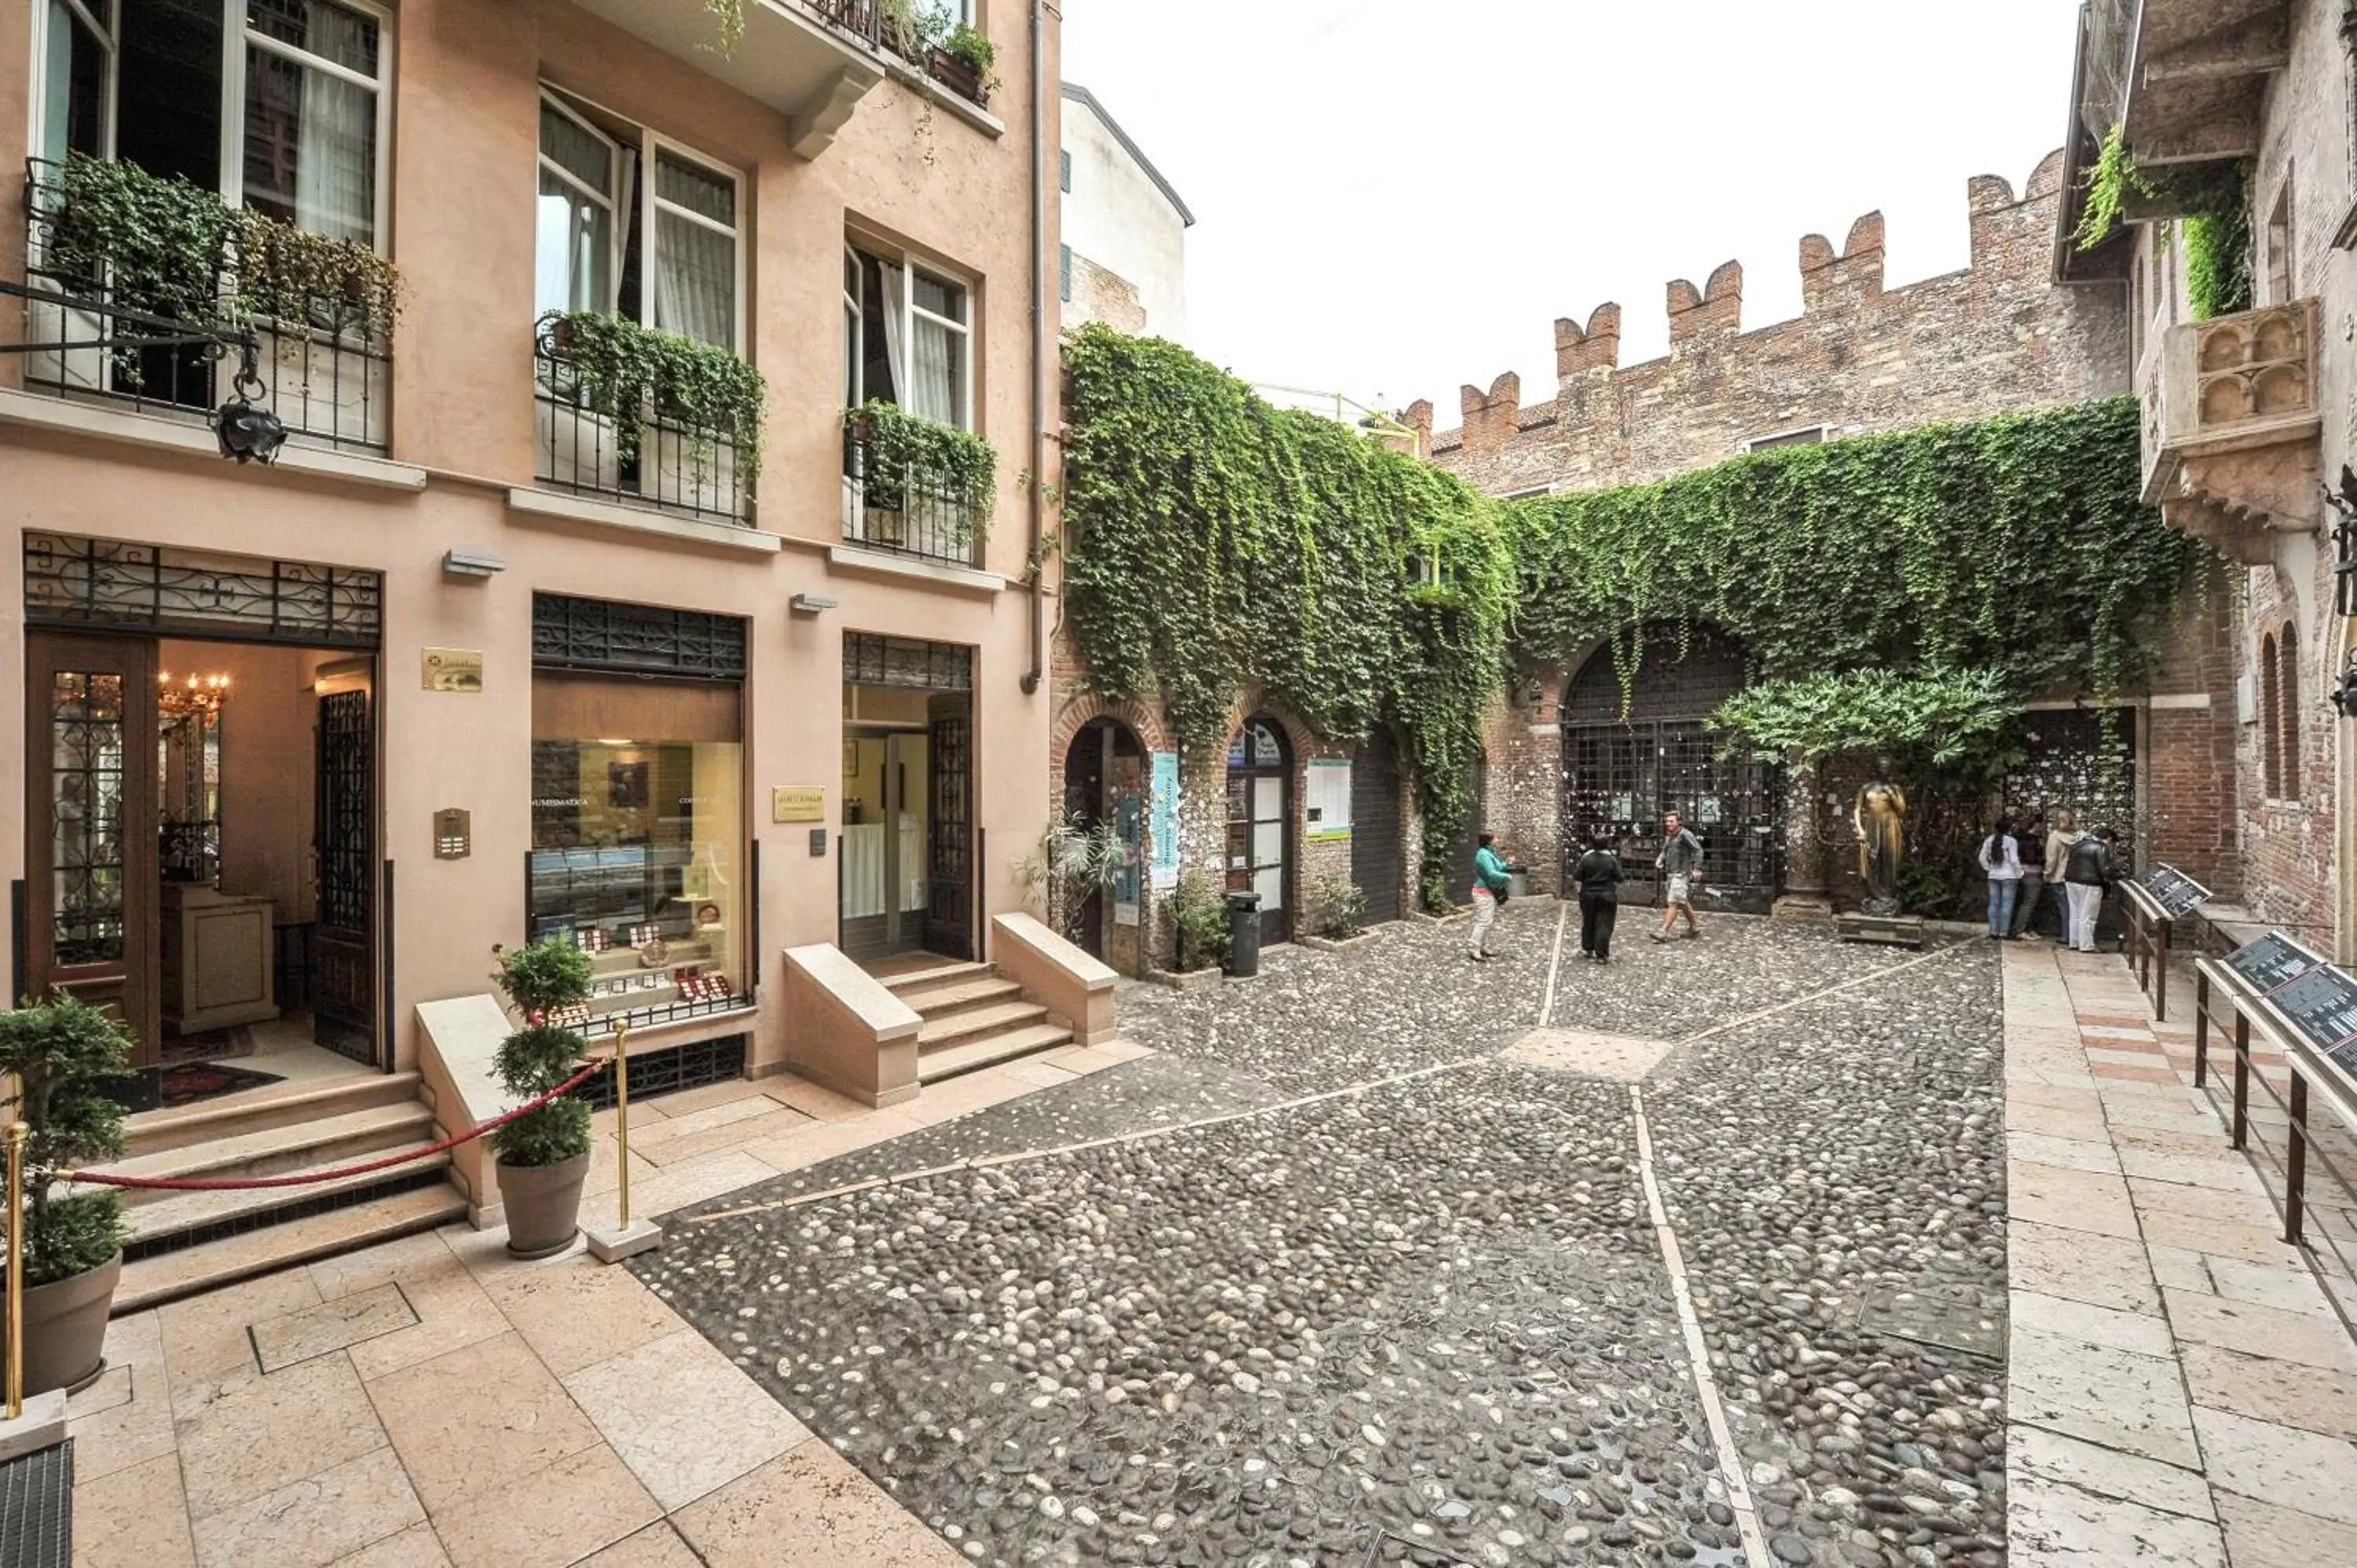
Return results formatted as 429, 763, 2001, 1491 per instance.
879, 262, 907, 405
911, 313, 958, 426
286, 5, 376, 244
654, 210, 734, 347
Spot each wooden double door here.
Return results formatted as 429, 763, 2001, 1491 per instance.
22, 631, 379, 1072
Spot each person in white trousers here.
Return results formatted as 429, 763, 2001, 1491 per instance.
2062, 826, 2117, 953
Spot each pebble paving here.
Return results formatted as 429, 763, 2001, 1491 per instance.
636, 907, 2007, 1567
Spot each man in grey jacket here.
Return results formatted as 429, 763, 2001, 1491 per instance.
1653, 811, 1704, 943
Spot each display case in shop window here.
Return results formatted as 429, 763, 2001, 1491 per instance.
526, 845, 740, 1033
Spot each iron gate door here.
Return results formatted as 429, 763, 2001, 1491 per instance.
1350, 729, 1404, 924
314, 687, 376, 1062
1560, 626, 1784, 912
926, 698, 974, 960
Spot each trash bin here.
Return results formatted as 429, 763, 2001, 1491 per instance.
1226, 890, 1263, 978
1507, 867, 1531, 900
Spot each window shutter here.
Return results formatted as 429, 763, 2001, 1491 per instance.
1060, 244, 1072, 302
1060, 150, 1072, 192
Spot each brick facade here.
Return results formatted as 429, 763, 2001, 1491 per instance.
1425, 154, 2238, 916
1410, 156, 2132, 493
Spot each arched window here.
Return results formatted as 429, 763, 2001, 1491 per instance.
2278, 625, 2300, 802
2261, 632, 2282, 799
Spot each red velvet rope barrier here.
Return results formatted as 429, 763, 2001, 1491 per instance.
64, 1059, 610, 1192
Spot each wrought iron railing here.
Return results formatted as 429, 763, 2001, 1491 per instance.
16, 158, 392, 452
841, 419, 984, 567
806, 0, 883, 46
533, 334, 753, 524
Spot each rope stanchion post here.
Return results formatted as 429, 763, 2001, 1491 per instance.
588, 1022, 662, 1264
6, 1119, 24, 1422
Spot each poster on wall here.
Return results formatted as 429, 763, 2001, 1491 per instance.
1150, 752, 1181, 891
1307, 759, 1354, 841
1114, 792, 1143, 925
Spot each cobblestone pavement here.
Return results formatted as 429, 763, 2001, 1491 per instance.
639, 910, 2006, 1567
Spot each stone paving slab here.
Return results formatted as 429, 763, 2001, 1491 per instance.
1499, 1025, 1675, 1081
2001, 943, 2357, 1566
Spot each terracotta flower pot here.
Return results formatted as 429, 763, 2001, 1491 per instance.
20, 1250, 122, 1398
497, 1152, 590, 1259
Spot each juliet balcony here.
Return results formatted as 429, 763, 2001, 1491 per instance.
840, 402, 995, 570
13, 156, 395, 454
2139, 298, 2322, 562
533, 312, 764, 526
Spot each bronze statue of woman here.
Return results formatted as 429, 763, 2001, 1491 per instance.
1853, 782, 1907, 915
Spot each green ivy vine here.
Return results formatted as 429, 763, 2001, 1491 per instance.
1061, 325, 1513, 898
2185, 163, 2255, 321
1508, 397, 2190, 704
2076, 124, 2153, 251
1060, 331, 2191, 905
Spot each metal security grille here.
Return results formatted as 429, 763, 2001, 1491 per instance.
0, 1434, 75, 1568
24, 533, 382, 647
846, 632, 973, 691
314, 688, 376, 1063
927, 706, 975, 958
531, 593, 748, 680
1560, 625, 1784, 910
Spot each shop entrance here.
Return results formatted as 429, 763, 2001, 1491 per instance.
1226, 715, 1292, 946
24, 629, 383, 1108
841, 634, 975, 968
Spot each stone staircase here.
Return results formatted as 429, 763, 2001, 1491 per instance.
109, 1072, 466, 1313
884, 961, 1074, 1083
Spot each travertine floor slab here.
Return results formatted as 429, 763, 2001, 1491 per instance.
2003, 944, 2357, 1566
1499, 1025, 1673, 1080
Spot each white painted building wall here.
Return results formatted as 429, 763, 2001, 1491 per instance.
1061, 84, 1191, 341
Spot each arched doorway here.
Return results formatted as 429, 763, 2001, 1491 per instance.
1561, 625, 1783, 911
1227, 715, 1293, 944
1351, 727, 1405, 924
1062, 716, 1146, 968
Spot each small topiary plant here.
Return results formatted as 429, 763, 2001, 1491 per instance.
488, 939, 596, 1169
0, 991, 134, 1285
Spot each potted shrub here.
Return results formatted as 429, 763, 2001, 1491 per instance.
1014, 811, 1127, 946
933, 22, 997, 106
1303, 864, 1371, 949
0, 992, 134, 1397
1168, 870, 1232, 976
488, 939, 597, 1258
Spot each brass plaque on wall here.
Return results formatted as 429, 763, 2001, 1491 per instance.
423, 647, 484, 693
772, 786, 827, 823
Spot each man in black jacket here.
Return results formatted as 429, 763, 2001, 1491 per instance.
1572, 830, 1624, 962
2062, 826, 2117, 954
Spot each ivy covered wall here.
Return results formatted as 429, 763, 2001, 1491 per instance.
1057, 326, 2208, 926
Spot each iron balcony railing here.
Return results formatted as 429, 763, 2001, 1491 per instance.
16, 157, 392, 452
807, 0, 883, 46
533, 332, 753, 525
841, 418, 984, 568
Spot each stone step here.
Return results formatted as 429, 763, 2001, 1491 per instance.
126, 1071, 426, 1159
125, 1142, 453, 1247
917, 999, 1049, 1048
101, 1103, 438, 1207
905, 976, 1025, 1019
113, 1182, 469, 1315
882, 961, 991, 996
917, 1023, 1074, 1084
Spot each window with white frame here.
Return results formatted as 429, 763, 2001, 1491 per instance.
534, 90, 742, 350
845, 242, 973, 429
33, 0, 390, 248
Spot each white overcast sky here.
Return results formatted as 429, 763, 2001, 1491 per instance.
1061, 0, 2083, 423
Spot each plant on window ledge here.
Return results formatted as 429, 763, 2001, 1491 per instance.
880, 0, 951, 60
937, 22, 999, 103
847, 397, 998, 544
44, 152, 401, 346
540, 310, 768, 486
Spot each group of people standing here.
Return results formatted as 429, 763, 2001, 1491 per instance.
1473, 812, 1709, 965
1978, 809, 2121, 953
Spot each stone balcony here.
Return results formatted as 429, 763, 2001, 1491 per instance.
565, 0, 886, 159
2140, 299, 2322, 563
